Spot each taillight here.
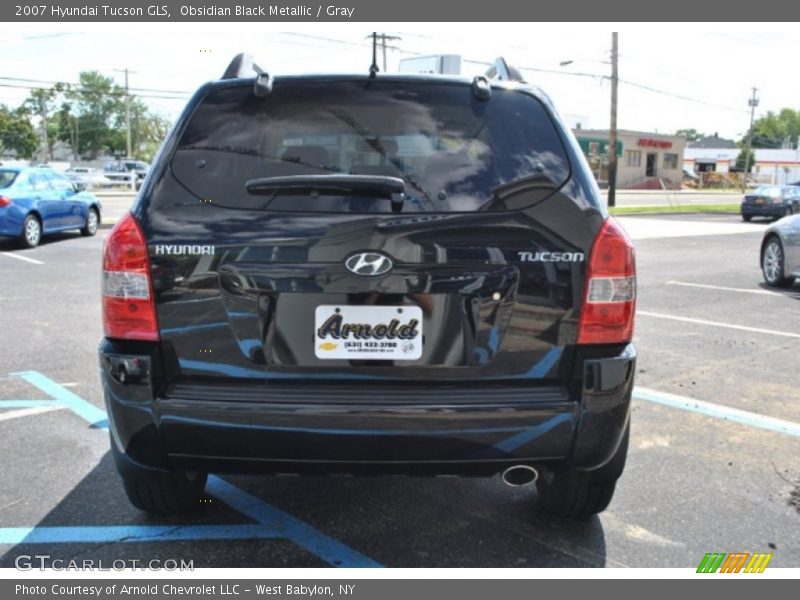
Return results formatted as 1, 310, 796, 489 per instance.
102, 212, 159, 341
0, 196, 12, 207
577, 217, 636, 344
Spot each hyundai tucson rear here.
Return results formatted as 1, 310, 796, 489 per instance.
99, 57, 637, 518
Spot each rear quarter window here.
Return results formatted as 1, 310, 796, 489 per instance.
160, 80, 571, 214
0, 170, 18, 188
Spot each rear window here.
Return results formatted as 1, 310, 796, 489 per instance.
0, 170, 18, 189
754, 186, 783, 197
163, 80, 570, 213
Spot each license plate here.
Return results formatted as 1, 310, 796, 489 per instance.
315, 305, 423, 360
755, 198, 765, 205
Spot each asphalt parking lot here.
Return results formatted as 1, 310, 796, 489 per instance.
0, 213, 798, 568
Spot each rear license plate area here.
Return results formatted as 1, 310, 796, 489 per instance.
315, 305, 423, 360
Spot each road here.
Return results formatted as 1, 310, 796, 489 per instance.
0, 214, 797, 568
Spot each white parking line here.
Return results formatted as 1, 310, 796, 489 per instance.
666, 280, 795, 297
0, 252, 43, 265
0, 406, 65, 422
637, 311, 800, 339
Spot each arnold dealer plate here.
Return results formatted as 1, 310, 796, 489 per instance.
315, 305, 423, 360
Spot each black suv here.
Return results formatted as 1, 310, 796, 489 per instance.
100, 55, 637, 518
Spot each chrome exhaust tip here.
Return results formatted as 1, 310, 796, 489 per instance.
501, 465, 539, 487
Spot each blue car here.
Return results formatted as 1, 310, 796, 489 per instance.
0, 167, 102, 247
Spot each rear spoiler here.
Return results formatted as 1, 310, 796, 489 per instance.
222, 53, 273, 96
473, 56, 526, 101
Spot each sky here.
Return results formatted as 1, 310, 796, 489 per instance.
0, 23, 796, 141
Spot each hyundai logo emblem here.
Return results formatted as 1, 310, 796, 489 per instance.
345, 252, 394, 276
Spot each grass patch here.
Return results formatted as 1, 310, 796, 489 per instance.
610, 203, 740, 215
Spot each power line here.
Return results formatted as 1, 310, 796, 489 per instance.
0, 76, 191, 97
0, 81, 188, 101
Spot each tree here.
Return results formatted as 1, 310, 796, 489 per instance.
59, 71, 126, 159
734, 148, 756, 172
747, 108, 800, 149
0, 104, 37, 158
23, 83, 66, 161
675, 128, 705, 142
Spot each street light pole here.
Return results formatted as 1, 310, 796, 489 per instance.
608, 32, 619, 208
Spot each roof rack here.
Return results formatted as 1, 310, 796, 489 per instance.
221, 53, 273, 96
485, 57, 526, 83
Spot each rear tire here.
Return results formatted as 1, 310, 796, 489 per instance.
19, 214, 42, 248
112, 438, 207, 515
761, 236, 794, 288
81, 208, 99, 236
742, 214, 752, 222
536, 423, 629, 518
121, 469, 208, 515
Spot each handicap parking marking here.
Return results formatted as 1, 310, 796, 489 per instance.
0, 524, 277, 545
12, 370, 108, 428
0, 370, 383, 568
207, 476, 382, 568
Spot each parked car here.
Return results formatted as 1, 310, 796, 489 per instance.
741, 184, 800, 221
760, 214, 800, 288
0, 166, 102, 247
104, 159, 149, 188
100, 54, 637, 518
65, 167, 113, 189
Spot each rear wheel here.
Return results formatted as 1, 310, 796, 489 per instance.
536, 423, 629, 518
112, 438, 207, 514
81, 208, 99, 236
742, 214, 753, 222
762, 236, 794, 288
20, 214, 42, 248
121, 469, 208, 515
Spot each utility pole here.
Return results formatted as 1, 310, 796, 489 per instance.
366, 33, 401, 71
114, 68, 136, 158
744, 87, 759, 189
607, 32, 619, 208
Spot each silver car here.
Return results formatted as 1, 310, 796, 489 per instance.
761, 214, 800, 287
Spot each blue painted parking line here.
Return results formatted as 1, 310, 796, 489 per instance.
0, 524, 276, 545
208, 477, 382, 568
13, 371, 107, 427
1, 370, 383, 568
634, 386, 800, 438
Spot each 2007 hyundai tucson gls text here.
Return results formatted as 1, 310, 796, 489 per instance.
99, 55, 637, 518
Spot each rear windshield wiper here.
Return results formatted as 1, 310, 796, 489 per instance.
245, 174, 406, 212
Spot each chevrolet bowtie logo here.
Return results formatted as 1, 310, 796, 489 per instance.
344, 252, 394, 276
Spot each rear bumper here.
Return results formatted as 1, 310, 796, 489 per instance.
741, 204, 786, 217
99, 339, 635, 476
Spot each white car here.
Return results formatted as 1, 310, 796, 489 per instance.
65, 167, 113, 189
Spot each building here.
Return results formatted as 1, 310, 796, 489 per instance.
573, 129, 687, 189
683, 147, 800, 184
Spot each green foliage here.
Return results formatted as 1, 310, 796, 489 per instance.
0, 104, 38, 158
674, 128, 705, 142
746, 108, 800, 149
734, 148, 756, 172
